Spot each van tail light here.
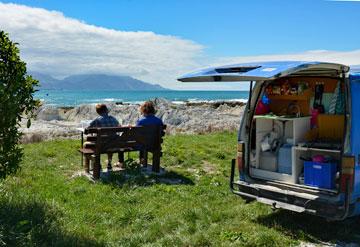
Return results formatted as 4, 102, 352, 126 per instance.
237, 142, 245, 177
340, 156, 355, 193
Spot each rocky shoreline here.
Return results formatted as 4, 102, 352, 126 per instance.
20, 98, 246, 143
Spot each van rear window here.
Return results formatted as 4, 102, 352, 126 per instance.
215, 66, 261, 74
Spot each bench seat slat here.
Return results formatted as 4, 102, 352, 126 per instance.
86, 136, 97, 142
79, 148, 95, 154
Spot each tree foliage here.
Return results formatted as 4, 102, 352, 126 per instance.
0, 31, 39, 179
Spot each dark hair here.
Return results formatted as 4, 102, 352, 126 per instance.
140, 101, 156, 115
96, 104, 109, 115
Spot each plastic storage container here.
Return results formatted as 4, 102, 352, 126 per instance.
278, 145, 292, 174
259, 152, 277, 172
304, 161, 337, 189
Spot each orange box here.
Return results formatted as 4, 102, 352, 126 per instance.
317, 114, 345, 140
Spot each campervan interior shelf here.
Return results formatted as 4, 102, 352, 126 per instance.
268, 95, 310, 101
292, 146, 341, 188
245, 73, 345, 192
253, 114, 311, 152
252, 114, 341, 191
251, 115, 311, 183
251, 146, 340, 191
253, 115, 311, 121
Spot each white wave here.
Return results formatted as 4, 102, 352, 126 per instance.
225, 98, 248, 103
89, 98, 124, 103
104, 98, 116, 102
186, 98, 248, 103
172, 101, 186, 105
123, 101, 144, 105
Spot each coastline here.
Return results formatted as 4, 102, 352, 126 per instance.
21, 98, 246, 143
35, 89, 249, 106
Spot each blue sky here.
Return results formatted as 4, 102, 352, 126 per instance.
1, 0, 360, 89
3, 0, 360, 56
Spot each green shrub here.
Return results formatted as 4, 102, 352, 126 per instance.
0, 31, 39, 179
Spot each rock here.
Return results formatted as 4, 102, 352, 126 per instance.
64, 104, 97, 122
36, 105, 63, 121
153, 98, 172, 108
165, 117, 183, 126
21, 98, 247, 142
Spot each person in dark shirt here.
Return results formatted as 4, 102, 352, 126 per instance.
136, 101, 163, 127
89, 104, 119, 127
85, 104, 120, 171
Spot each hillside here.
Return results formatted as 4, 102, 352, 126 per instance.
30, 72, 167, 91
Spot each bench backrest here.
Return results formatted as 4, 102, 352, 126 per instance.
84, 125, 166, 154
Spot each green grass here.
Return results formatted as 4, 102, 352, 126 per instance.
0, 132, 359, 246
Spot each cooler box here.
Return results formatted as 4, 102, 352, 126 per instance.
304, 161, 337, 189
277, 145, 292, 174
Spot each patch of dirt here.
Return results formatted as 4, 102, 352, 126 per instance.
157, 178, 183, 185
70, 165, 166, 182
201, 160, 217, 174
71, 171, 95, 183
186, 168, 198, 173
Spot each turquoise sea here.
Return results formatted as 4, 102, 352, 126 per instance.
35, 90, 249, 106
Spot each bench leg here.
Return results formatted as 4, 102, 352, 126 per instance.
107, 153, 113, 170
140, 150, 148, 167
152, 150, 160, 173
93, 155, 101, 179
118, 151, 124, 164
84, 155, 90, 173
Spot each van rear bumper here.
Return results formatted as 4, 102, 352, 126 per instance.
230, 159, 353, 220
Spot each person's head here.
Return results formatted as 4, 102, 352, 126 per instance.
96, 104, 109, 115
140, 101, 156, 116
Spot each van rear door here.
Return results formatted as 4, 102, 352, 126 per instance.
178, 61, 348, 82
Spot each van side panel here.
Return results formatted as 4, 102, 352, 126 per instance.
349, 74, 360, 216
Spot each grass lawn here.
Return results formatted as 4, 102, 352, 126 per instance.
0, 131, 359, 246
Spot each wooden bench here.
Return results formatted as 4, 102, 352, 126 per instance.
79, 125, 166, 179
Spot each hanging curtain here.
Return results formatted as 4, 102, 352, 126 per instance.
335, 84, 345, 115
328, 81, 340, 114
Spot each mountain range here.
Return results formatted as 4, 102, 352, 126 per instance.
30, 72, 167, 90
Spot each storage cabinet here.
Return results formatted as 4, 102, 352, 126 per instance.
251, 115, 311, 183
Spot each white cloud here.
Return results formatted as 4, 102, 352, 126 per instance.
217, 49, 360, 66
0, 3, 204, 89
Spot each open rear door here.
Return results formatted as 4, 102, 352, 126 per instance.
178, 61, 349, 82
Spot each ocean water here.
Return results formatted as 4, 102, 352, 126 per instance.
35, 90, 249, 106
